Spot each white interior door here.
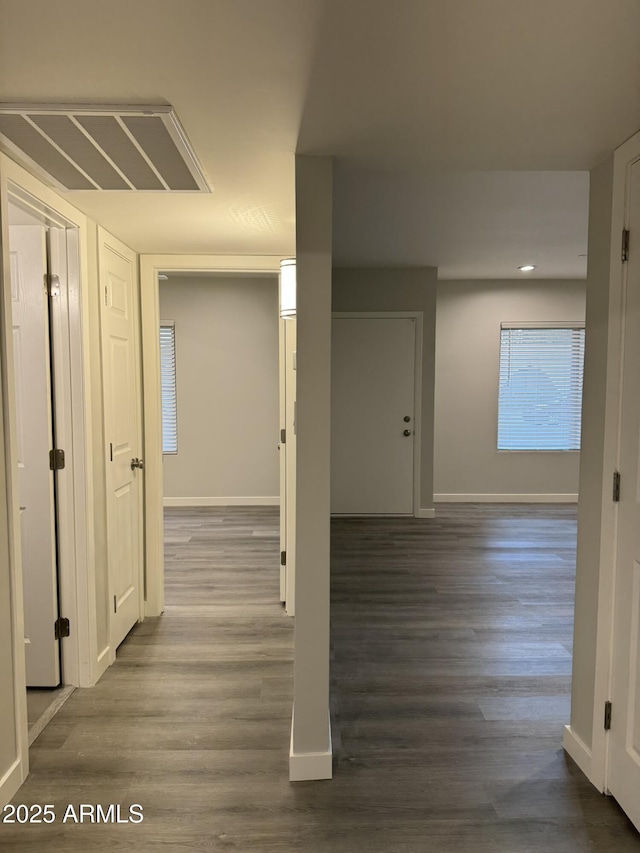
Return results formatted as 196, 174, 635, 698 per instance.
99, 229, 143, 650
9, 219, 60, 686
332, 316, 416, 515
608, 157, 640, 832
284, 318, 297, 617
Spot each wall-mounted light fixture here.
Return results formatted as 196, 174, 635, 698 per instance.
280, 258, 296, 318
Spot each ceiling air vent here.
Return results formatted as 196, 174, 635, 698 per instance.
0, 104, 209, 192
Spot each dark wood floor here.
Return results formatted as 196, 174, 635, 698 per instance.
330, 504, 640, 851
3, 504, 639, 851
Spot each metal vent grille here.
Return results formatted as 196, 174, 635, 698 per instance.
0, 105, 209, 193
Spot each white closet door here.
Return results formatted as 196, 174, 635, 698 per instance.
331, 317, 416, 515
99, 229, 143, 650
10, 223, 60, 686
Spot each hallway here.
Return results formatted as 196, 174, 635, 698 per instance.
2, 505, 639, 851
2, 507, 294, 851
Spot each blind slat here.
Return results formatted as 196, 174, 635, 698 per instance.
160, 324, 177, 454
497, 327, 585, 451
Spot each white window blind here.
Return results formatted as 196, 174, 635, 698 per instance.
160, 322, 177, 454
497, 323, 585, 451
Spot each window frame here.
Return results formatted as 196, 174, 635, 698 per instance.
497, 320, 585, 453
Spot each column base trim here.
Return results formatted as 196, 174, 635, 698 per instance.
289, 721, 333, 782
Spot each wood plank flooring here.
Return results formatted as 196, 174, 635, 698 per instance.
2, 504, 639, 851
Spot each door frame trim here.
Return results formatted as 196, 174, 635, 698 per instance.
572, 130, 640, 796
0, 154, 97, 802
2, 168, 95, 689
139, 254, 282, 618
331, 311, 424, 518
597, 136, 640, 797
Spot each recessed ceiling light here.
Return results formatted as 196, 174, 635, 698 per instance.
518, 265, 537, 272
158, 274, 169, 280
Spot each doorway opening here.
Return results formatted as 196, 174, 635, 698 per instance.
139, 256, 284, 619
156, 269, 281, 602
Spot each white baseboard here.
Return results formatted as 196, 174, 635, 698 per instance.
289, 719, 333, 782
415, 507, 436, 518
164, 496, 280, 507
434, 493, 579, 504
563, 725, 593, 779
0, 757, 25, 808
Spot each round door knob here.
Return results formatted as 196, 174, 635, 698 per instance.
403, 415, 411, 422
403, 429, 412, 437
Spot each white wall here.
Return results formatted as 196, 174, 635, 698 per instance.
434, 279, 587, 501
332, 267, 438, 513
159, 275, 279, 504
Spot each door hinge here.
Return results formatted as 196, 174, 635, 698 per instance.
613, 470, 621, 502
104, 285, 108, 306
622, 229, 630, 262
280, 550, 287, 566
280, 428, 286, 444
604, 700, 612, 731
54, 617, 70, 640
45, 273, 61, 298
49, 448, 65, 470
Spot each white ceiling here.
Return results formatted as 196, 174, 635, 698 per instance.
333, 167, 590, 279
0, 0, 638, 277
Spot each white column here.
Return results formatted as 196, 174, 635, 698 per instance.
289, 155, 333, 782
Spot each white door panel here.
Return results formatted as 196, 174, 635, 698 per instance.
100, 233, 143, 650
10, 223, 60, 686
609, 157, 640, 832
331, 317, 416, 515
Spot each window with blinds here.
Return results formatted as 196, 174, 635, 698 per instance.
160, 322, 177, 454
497, 323, 585, 451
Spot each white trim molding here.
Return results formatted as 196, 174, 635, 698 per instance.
289, 726, 333, 782
434, 493, 579, 503
563, 725, 594, 784
164, 496, 279, 507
